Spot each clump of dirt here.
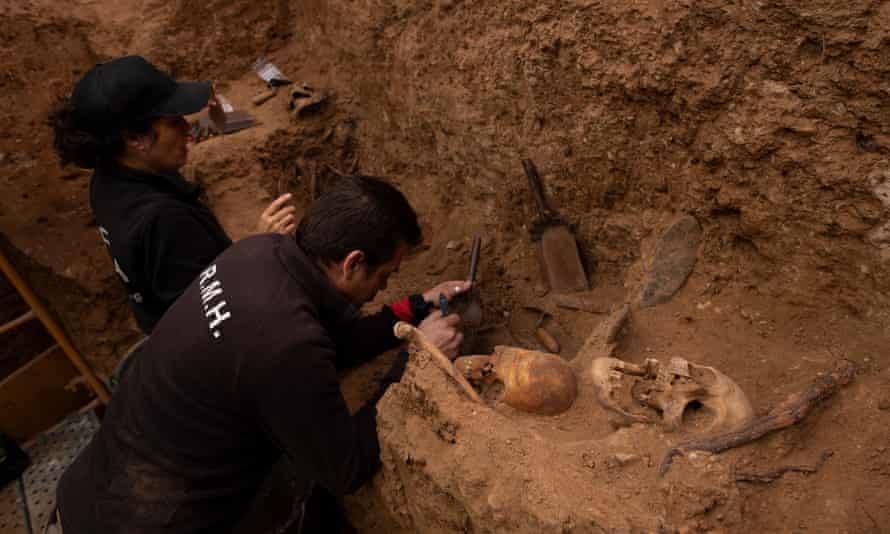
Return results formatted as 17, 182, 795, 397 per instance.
143, 0, 293, 79
253, 104, 361, 202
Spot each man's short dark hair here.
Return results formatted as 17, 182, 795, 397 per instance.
296, 175, 422, 268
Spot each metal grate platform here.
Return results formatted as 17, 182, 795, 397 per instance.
23, 412, 99, 530
0, 411, 100, 533
0, 479, 29, 534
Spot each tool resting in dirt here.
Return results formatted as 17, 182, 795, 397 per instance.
48, 56, 295, 334
54, 176, 469, 533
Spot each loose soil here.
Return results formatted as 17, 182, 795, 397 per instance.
1, 0, 889, 531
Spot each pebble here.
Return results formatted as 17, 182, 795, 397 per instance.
613, 453, 640, 465
446, 240, 462, 251
606, 453, 641, 468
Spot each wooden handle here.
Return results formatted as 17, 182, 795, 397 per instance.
394, 322, 482, 403
534, 327, 560, 354
522, 158, 553, 220
0, 249, 110, 403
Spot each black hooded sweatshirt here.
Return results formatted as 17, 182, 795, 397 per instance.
90, 164, 232, 333
57, 233, 416, 533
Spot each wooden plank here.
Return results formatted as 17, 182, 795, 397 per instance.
0, 249, 110, 403
0, 310, 36, 336
0, 345, 94, 443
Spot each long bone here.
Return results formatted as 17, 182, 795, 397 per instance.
394, 322, 482, 403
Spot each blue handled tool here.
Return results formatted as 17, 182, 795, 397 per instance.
438, 293, 450, 316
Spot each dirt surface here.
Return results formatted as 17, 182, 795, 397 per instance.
1, 0, 889, 531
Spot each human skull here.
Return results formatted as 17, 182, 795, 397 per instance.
590, 357, 753, 434
589, 357, 658, 424
455, 346, 578, 415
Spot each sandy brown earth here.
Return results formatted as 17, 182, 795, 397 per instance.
1, 0, 889, 531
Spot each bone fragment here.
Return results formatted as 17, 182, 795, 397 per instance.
659, 360, 855, 476
251, 86, 278, 106
394, 322, 482, 403
667, 357, 690, 378
572, 305, 630, 372
553, 293, 610, 314
535, 326, 560, 354
590, 357, 656, 424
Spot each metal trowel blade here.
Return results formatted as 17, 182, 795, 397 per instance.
541, 225, 588, 293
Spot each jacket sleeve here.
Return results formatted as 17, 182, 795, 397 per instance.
331, 307, 403, 369
141, 207, 230, 311
248, 328, 388, 496
333, 295, 432, 370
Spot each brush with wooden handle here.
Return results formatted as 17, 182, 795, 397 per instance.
394, 321, 482, 403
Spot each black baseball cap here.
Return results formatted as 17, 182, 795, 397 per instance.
71, 56, 211, 132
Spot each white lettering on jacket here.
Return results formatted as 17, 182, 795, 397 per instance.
198, 263, 231, 340
99, 226, 142, 303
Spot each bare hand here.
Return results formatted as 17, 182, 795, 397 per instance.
417, 313, 463, 360
422, 280, 471, 306
258, 194, 296, 235
205, 84, 220, 110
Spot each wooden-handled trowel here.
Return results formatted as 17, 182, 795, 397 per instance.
522, 159, 589, 293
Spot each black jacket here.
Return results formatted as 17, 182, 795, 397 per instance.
57, 234, 417, 533
90, 164, 232, 333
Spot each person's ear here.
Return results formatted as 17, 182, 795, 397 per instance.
124, 132, 149, 154
342, 250, 365, 280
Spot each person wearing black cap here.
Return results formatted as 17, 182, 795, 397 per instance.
48, 55, 296, 334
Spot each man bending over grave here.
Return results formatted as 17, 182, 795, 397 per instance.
53, 176, 468, 533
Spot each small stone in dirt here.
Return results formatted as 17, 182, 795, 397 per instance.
606, 453, 641, 468
878, 398, 890, 411
639, 215, 702, 308
446, 240, 463, 251
534, 283, 549, 297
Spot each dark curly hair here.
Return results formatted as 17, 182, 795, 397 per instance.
47, 98, 156, 169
